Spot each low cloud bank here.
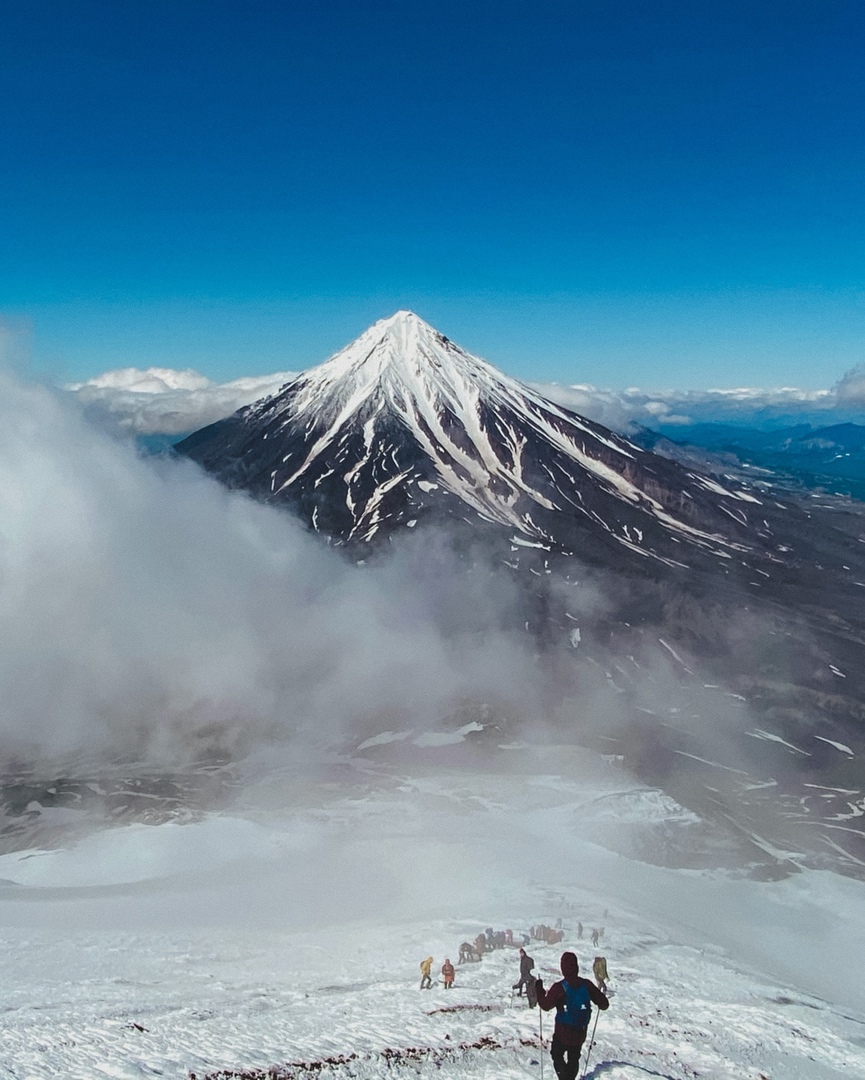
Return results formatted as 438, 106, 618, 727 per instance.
65, 362, 865, 440
67, 367, 298, 437
0, 372, 538, 769
4, 366, 770, 782
533, 382, 840, 431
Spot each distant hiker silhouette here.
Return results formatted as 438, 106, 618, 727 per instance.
419, 956, 433, 989
536, 951, 609, 1080
591, 928, 600, 947
577, 922, 583, 939
458, 941, 478, 964
512, 947, 535, 996
592, 955, 608, 993
441, 958, 455, 989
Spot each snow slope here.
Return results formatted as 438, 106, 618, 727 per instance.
2, 746, 864, 1079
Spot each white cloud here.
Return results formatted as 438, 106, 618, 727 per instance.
0, 371, 538, 768
62, 359, 865, 442
835, 363, 865, 406
533, 381, 846, 431
66, 367, 298, 436
69, 367, 214, 393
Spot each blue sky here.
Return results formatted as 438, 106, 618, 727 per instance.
1, 0, 863, 387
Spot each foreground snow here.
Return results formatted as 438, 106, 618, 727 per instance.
3, 912, 864, 1080
1, 748, 864, 1079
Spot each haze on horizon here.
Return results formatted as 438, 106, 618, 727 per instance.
1, 1, 864, 390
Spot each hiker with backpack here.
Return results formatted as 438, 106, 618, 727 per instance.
419, 956, 433, 989
512, 946, 535, 996
592, 955, 608, 994
535, 951, 609, 1080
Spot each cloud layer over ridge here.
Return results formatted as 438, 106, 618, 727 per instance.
67, 367, 299, 437
0, 371, 538, 767
64, 361, 865, 440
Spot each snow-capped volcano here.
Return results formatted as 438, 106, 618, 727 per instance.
178, 312, 768, 566
175, 312, 865, 879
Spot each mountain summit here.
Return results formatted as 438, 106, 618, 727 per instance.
177, 312, 769, 565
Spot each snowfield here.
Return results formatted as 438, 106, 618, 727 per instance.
1, 746, 864, 1080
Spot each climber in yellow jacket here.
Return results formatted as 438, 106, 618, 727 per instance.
420, 956, 433, 989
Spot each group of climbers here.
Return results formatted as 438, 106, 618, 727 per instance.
419, 955, 455, 989
573, 922, 604, 945
419, 923, 611, 1079
531, 923, 565, 944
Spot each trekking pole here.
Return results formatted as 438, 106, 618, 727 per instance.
579, 1010, 600, 1080
539, 1007, 543, 1080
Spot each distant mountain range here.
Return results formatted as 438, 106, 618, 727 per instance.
643, 421, 865, 500
176, 313, 865, 880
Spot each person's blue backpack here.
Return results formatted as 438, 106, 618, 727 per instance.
556, 979, 591, 1029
